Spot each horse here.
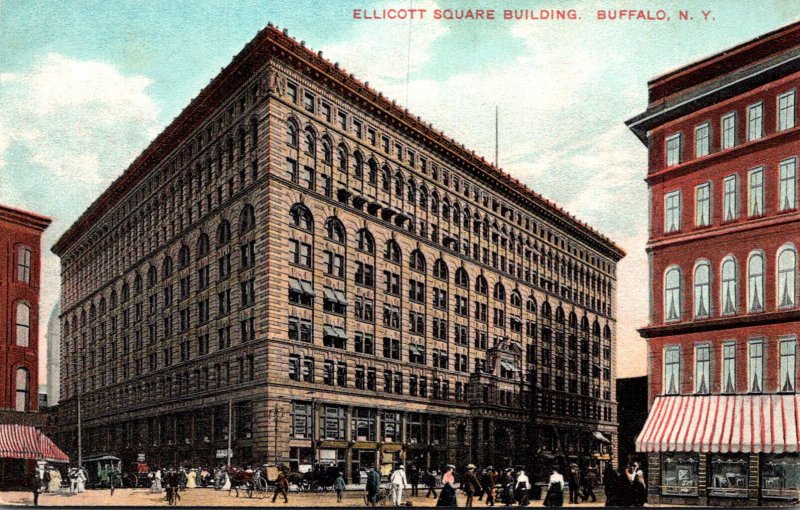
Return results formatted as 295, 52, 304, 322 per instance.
229, 468, 254, 498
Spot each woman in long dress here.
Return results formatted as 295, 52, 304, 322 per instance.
186, 469, 197, 489
436, 465, 458, 507
544, 467, 564, 507
221, 470, 231, 491
515, 469, 531, 506
76, 467, 87, 493
151, 468, 163, 493
48, 469, 62, 492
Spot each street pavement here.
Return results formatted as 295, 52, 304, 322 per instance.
0, 487, 612, 507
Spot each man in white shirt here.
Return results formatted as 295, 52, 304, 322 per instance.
390, 465, 408, 506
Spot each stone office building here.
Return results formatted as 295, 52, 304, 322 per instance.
52, 24, 623, 481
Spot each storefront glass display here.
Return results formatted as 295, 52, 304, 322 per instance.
761, 454, 800, 499
661, 452, 699, 496
708, 454, 748, 498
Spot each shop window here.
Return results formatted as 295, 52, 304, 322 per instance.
708, 454, 748, 498
762, 454, 800, 500
661, 452, 699, 496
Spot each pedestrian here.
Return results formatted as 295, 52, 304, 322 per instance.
615, 464, 633, 507
499, 469, 516, 506
68, 467, 78, 493
187, 468, 197, 489
334, 472, 346, 503
76, 466, 87, 493
409, 464, 421, 497
566, 464, 581, 504
582, 465, 598, 503
632, 470, 647, 507
514, 468, 531, 506
272, 467, 289, 503
425, 470, 439, 499
481, 467, 497, 506
32, 466, 42, 507
602, 463, 618, 507
544, 467, 564, 507
365, 465, 381, 507
109, 468, 117, 497
462, 464, 482, 507
436, 465, 457, 507
390, 465, 408, 506
47, 466, 61, 493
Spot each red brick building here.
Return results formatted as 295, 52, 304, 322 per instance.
0, 204, 50, 413
627, 21, 800, 506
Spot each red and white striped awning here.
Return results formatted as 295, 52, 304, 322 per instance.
636, 394, 800, 454
0, 424, 69, 463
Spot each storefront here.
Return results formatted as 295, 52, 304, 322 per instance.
0, 424, 69, 489
638, 394, 800, 506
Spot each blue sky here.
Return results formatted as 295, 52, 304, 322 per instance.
1, 0, 798, 381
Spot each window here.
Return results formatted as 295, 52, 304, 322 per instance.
778, 245, 797, 308
722, 341, 736, 393
16, 246, 31, 283
664, 190, 681, 233
694, 344, 711, 394
694, 261, 711, 318
748, 102, 764, 141
762, 454, 800, 499
299, 165, 314, 190
15, 368, 29, 412
709, 454, 748, 498
286, 121, 299, 146
15, 302, 30, 347
695, 123, 710, 157
351, 408, 376, 441
721, 257, 738, 315
661, 452, 699, 496
780, 337, 797, 392
778, 90, 796, 131
289, 355, 300, 381
665, 133, 681, 166
289, 277, 315, 307
357, 229, 375, 254
322, 406, 346, 440
664, 266, 682, 322
779, 158, 798, 211
748, 167, 764, 216
664, 345, 681, 395
324, 251, 345, 278
291, 403, 312, 438
290, 204, 313, 231
695, 182, 711, 227
723, 175, 738, 222
748, 251, 765, 312
748, 338, 764, 393
303, 92, 314, 112
721, 112, 736, 149
290, 239, 312, 268
384, 240, 401, 263
326, 218, 346, 244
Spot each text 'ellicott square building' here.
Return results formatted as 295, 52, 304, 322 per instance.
52, 24, 623, 481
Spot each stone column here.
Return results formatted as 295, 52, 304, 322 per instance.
345, 406, 353, 483
487, 420, 496, 467
474, 419, 485, 467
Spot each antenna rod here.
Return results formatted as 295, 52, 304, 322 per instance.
495, 105, 499, 168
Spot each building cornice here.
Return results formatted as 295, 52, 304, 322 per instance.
0, 204, 51, 232
52, 24, 624, 261
638, 309, 800, 338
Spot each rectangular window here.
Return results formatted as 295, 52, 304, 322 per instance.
762, 454, 800, 498
708, 454, 748, 498
694, 344, 711, 394
722, 342, 736, 394
779, 158, 797, 211
694, 123, 710, 157
286, 158, 298, 181
748, 167, 764, 216
748, 338, 764, 393
778, 90, 796, 131
748, 102, 764, 141
303, 92, 315, 113
291, 403, 312, 438
721, 112, 737, 149
661, 452, 699, 496
16, 246, 31, 283
723, 174, 738, 222
321, 102, 331, 123
664, 345, 681, 395
695, 183, 711, 227
665, 133, 682, 167
664, 190, 681, 233
780, 337, 797, 393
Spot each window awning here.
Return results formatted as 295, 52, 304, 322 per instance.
333, 290, 348, 305
299, 280, 315, 296
323, 325, 337, 337
500, 360, 519, 372
333, 326, 347, 339
593, 431, 611, 444
323, 287, 337, 301
289, 278, 303, 293
409, 344, 421, 356
0, 425, 69, 463
636, 394, 800, 454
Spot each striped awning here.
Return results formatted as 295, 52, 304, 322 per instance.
636, 394, 800, 454
0, 424, 69, 463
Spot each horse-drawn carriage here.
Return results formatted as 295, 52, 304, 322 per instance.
83, 455, 122, 489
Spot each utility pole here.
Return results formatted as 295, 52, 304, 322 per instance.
77, 394, 82, 467
227, 397, 232, 468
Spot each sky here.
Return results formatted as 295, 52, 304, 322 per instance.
1, 1, 798, 385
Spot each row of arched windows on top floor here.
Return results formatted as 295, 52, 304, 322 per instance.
663, 244, 798, 322
288, 203, 612, 339
64, 204, 257, 335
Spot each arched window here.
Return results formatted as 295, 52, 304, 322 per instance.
431, 192, 440, 215
407, 179, 417, 204
357, 229, 375, 254
384, 239, 401, 263
80, 309, 86, 327
110, 290, 118, 309
778, 244, 797, 308
395, 171, 404, 196
382, 165, 392, 193
693, 260, 711, 318
368, 159, 378, 184
455, 267, 469, 288
721, 256, 738, 315
442, 198, 450, 220
217, 220, 231, 246
304, 127, 316, 155
510, 290, 522, 307
433, 258, 448, 280
325, 217, 346, 244
581, 316, 589, 332
527, 296, 537, 314
664, 266, 682, 321
555, 306, 565, 323
337, 144, 348, 172
15, 368, 29, 412
748, 251, 765, 312
541, 301, 552, 319
89, 304, 96, 322
353, 151, 364, 179
410, 250, 426, 272
134, 274, 143, 294
15, 302, 30, 347
290, 204, 314, 231
604, 325, 612, 339
322, 137, 332, 164
569, 312, 578, 328
179, 245, 190, 268
475, 275, 488, 295
99, 297, 106, 315
239, 205, 255, 234
286, 121, 298, 146
147, 266, 158, 287
419, 186, 428, 209
493, 282, 506, 301
162, 256, 173, 278
197, 233, 210, 257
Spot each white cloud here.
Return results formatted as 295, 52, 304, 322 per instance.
0, 53, 160, 387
